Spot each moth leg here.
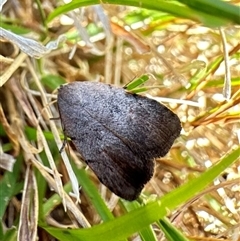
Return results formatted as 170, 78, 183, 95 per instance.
59, 135, 68, 153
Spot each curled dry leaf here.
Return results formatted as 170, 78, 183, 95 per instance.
0, 27, 66, 59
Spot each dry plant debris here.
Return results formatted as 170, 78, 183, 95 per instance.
0, 1, 239, 241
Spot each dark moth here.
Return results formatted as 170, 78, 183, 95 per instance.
57, 81, 181, 201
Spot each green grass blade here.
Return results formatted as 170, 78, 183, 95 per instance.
43, 146, 240, 241
122, 200, 158, 241
0, 157, 23, 220
46, 0, 240, 26
125, 75, 149, 91
158, 218, 190, 241
75, 169, 115, 222
178, 0, 240, 24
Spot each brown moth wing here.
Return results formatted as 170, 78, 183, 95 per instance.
57, 82, 181, 200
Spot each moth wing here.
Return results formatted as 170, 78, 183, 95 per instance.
57, 82, 180, 200
71, 131, 154, 201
